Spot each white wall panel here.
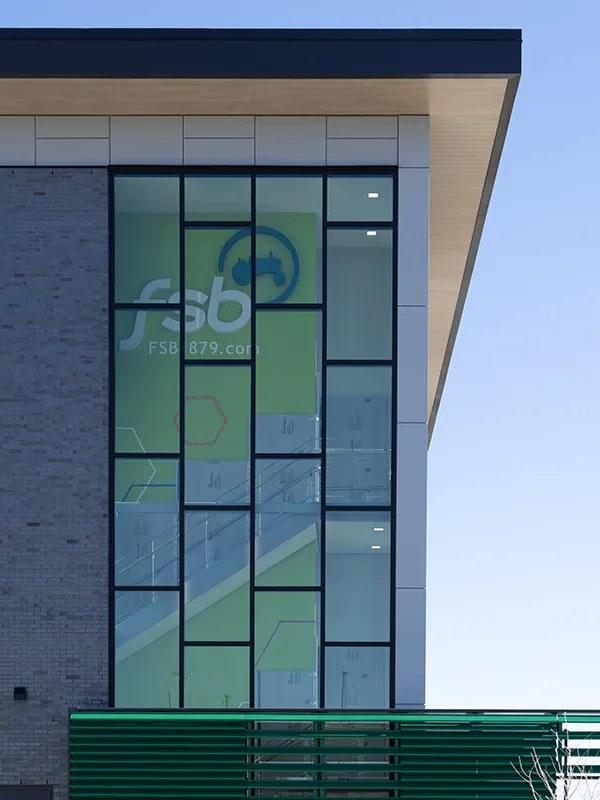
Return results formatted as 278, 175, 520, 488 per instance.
398, 116, 430, 168
35, 116, 109, 139
327, 138, 397, 166
36, 138, 110, 166
255, 117, 326, 165
0, 117, 35, 165
184, 138, 255, 165
395, 588, 426, 707
110, 116, 183, 164
327, 116, 398, 139
396, 423, 427, 589
184, 116, 254, 138
398, 168, 429, 307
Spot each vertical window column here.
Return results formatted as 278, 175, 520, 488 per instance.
324, 175, 395, 709
253, 176, 323, 709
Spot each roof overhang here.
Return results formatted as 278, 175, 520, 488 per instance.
0, 29, 521, 436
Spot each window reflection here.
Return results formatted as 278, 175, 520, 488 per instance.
326, 366, 392, 506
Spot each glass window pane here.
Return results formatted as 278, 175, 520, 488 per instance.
115, 460, 179, 587
184, 367, 250, 504
325, 511, 390, 641
185, 227, 251, 361
327, 229, 392, 360
184, 511, 249, 641
185, 176, 251, 222
115, 590, 179, 707
255, 591, 319, 708
326, 367, 392, 506
327, 176, 393, 222
256, 177, 322, 304
114, 176, 180, 304
115, 310, 180, 453
256, 459, 321, 587
185, 646, 249, 708
325, 646, 389, 709
256, 311, 321, 454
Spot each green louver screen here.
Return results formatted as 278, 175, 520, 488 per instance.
70, 711, 563, 799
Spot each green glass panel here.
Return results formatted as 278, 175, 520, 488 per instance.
184, 366, 250, 505
256, 177, 322, 304
184, 646, 250, 708
114, 310, 180, 453
114, 590, 179, 708
254, 591, 319, 708
256, 311, 321, 454
185, 176, 251, 222
184, 510, 250, 641
185, 227, 251, 361
115, 459, 179, 587
255, 459, 320, 587
114, 176, 180, 304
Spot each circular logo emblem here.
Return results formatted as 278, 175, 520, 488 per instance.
218, 226, 300, 304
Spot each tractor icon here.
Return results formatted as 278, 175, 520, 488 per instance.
231, 251, 286, 288
218, 226, 300, 304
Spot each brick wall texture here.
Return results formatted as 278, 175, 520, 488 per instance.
0, 169, 109, 798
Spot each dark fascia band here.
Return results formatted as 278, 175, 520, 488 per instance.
0, 28, 522, 79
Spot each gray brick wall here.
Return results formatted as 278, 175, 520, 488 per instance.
0, 169, 109, 799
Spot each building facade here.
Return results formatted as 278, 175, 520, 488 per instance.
0, 28, 520, 799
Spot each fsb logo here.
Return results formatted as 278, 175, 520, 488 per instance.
119, 227, 299, 352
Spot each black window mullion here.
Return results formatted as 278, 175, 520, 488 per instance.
319, 172, 327, 710
108, 172, 116, 707
249, 174, 257, 708
183, 220, 251, 229
116, 585, 180, 592
184, 504, 251, 513
184, 359, 251, 367
184, 640, 251, 647
255, 302, 323, 311
115, 452, 180, 460
254, 585, 322, 593
255, 451, 318, 461
178, 173, 186, 709
113, 302, 176, 311
390, 168, 399, 709
326, 220, 394, 229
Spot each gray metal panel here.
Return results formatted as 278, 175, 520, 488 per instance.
397, 306, 428, 424
398, 116, 430, 168
395, 588, 426, 706
396, 423, 427, 589
397, 167, 429, 307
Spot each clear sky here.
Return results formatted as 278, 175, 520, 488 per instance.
3, 0, 599, 710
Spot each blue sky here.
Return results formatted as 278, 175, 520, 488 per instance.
3, 0, 600, 709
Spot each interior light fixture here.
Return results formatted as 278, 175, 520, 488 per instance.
371, 545, 382, 550
373, 527, 384, 531
367, 192, 379, 199
366, 231, 377, 236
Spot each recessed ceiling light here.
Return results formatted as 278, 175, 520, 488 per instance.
366, 231, 377, 236
371, 545, 381, 550
367, 192, 379, 199
373, 527, 384, 531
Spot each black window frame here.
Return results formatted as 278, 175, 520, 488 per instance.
109, 165, 398, 710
